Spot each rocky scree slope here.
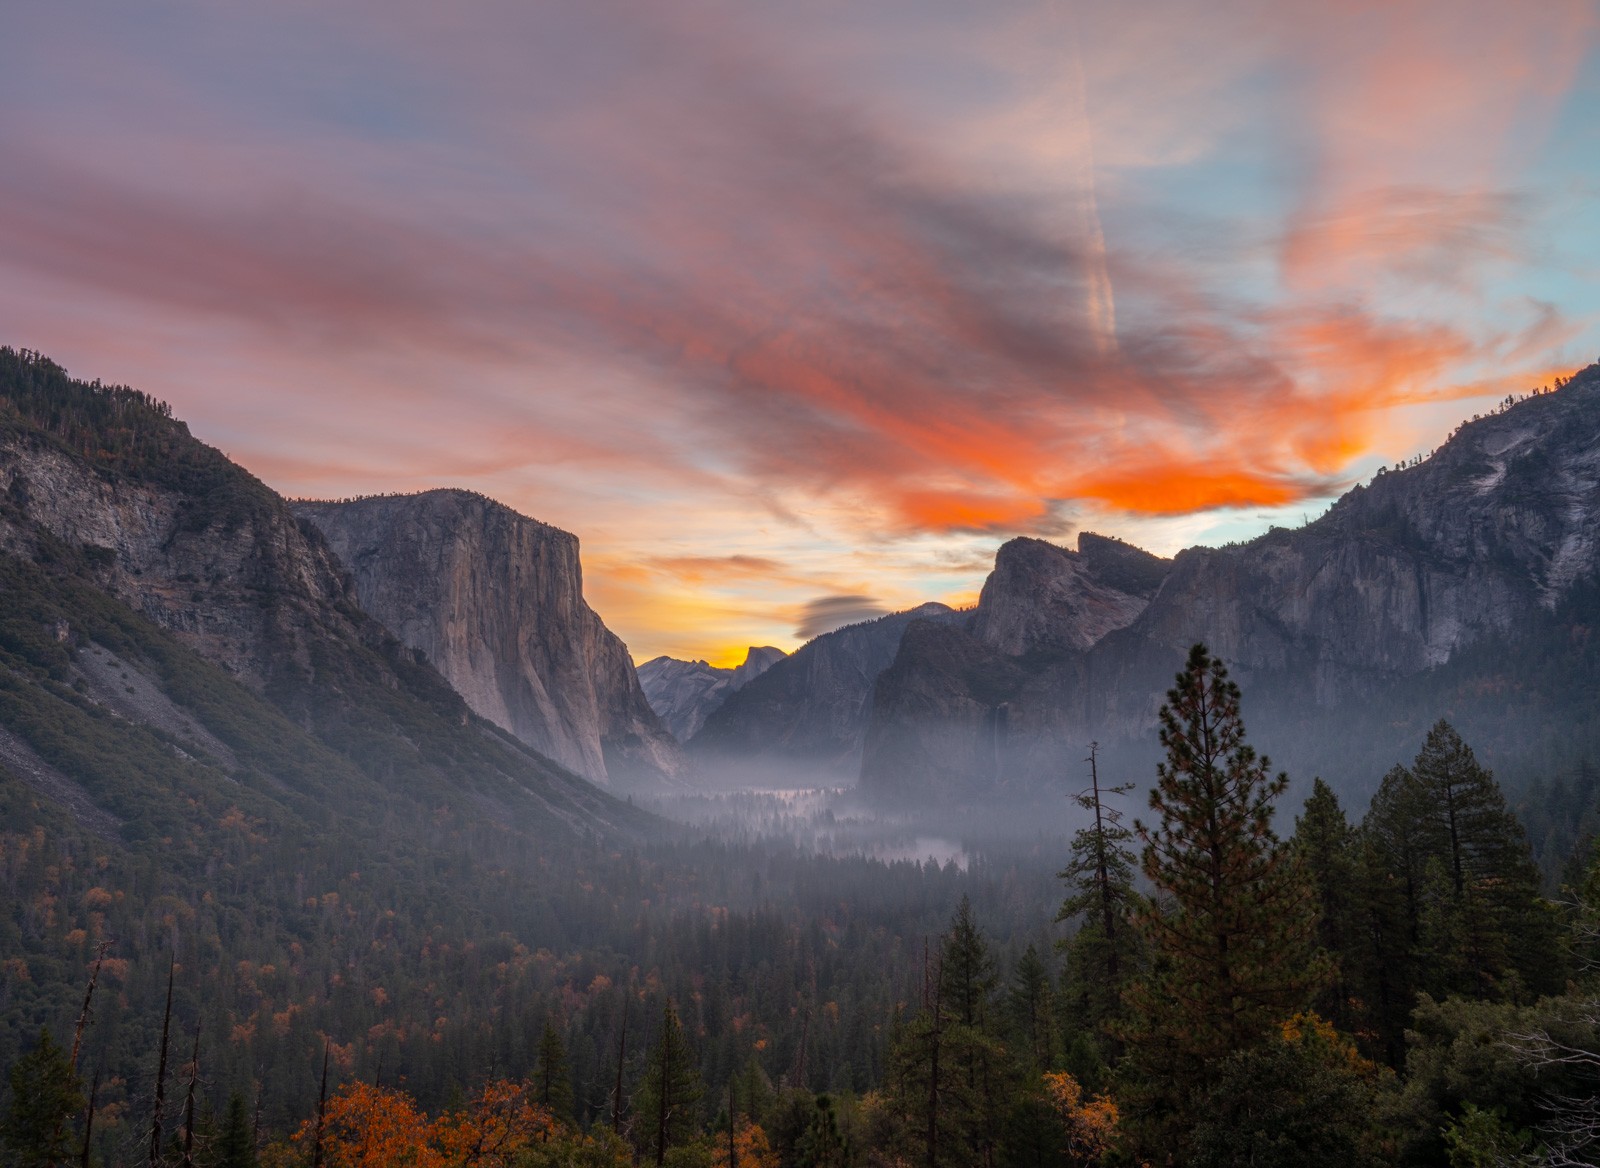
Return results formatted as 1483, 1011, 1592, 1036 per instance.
296, 490, 684, 789
861, 366, 1600, 803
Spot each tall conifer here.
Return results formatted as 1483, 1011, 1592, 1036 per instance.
533, 1020, 574, 1125
1293, 778, 1361, 1029
1119, 644, 1325, 1156
636, 1003, 703, 1166
1057, 743, 1141, 1055
1, 1029, 83, 1168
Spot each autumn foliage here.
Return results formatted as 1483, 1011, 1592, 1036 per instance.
292, 1080, 559, 1168
1040, 1071, 1119, 1166
709, 1118, 780, 1168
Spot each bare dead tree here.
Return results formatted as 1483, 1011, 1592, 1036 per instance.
1504, 1000, 1600, 1167
69, 942, 112, 1073
79, 1069, 100, 1168
55, 942, 112, 1166
310, 1043, 331, 1168
611, 994, 629, 1134
148, 956, 175, 1168
180, 1029, 200, 1168
926, 954, 943, 1168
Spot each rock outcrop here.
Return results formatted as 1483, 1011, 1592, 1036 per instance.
860, 366, 1600, 803
296, 491, 684, 789
972, 533, 1171, 656
637, 646, 786, 743
690, 602, 963, 783
0, 348, 650, 840
0, 399, 361, 693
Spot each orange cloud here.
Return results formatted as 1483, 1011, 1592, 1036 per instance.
1, 0, 1595, 662
891, 490, 1053, 533
1069, 465, 1307, 516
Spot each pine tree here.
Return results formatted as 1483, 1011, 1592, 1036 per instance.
1293, 778, 1361, 1029
795, 1095, 849, 1168
879, 909, 1009, 1168
214, 1092, 258, 1168
635, 1003, 703, 1166
938, 899, 1007, 1168
1, 1028, 84, 1168
1355, 723, 1563, 1062
939, 897, 998, 1030
1003, 946, 1056, 1073
1354, 764, 1430, 1065
1408, 721, 1562, 999
533, 1021, 575, 1125
1057, 743, 1141, 1057
1119, 644, 1326, 1158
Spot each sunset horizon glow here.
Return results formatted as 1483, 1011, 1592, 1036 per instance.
4, 0, 1599, 664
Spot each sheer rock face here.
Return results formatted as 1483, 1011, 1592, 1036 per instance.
689, 603, 963, 783
296, 490, 684, 788
637, 646, 786, 743
861, 366, 1600, 801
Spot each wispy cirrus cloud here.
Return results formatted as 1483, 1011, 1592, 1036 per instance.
0, 0, 1596, 658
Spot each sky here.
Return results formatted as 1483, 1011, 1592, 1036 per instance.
3, 0, 1599, 666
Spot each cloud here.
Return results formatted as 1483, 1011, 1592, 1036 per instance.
646, 555, 788, 580
0, 0, 1595, 661
794, 595, 890, 641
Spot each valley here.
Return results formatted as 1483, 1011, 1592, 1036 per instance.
3, 348, 1600, 1166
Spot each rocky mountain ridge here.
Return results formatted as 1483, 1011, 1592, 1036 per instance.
636, 645, 785, 743
690, 531, 1173, 786
861, 366, 1600, 803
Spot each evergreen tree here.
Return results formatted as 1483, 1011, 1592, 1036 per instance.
1408, 721, 1562, 999
940, 897, 998, 1030
795, 1094, 849, 1168
1187, 1014, 1394, 1168
1356, 722, 1564, 1063
635, 1003, 703, 1166
939, 898, 1006, 1168
1354, 764, 1430, 1065
1, 1028, 84, 1168
1056, 743, 1141, 1057
1119, 644, 1326, 1158
213, 1092, 258, 1168
879, 907, 1010, 1168
534, 1020, 575, 1125
1003, 946, 1056, 1073
1293, 778, 1361, 1029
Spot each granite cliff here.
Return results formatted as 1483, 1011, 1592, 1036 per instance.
861, 366, 1600, 803
637, 646, 786, 743
296, 491, 685, 789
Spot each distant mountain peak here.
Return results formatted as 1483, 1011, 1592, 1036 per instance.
637, 645, 787, 744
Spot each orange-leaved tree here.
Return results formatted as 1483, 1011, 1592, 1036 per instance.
294, 1079, 557, 1168
301, 1082, 440, 1168
1041, 1071, 1119, 1167
710, 1118, 780, 1168
431, 1080, 556, 1166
